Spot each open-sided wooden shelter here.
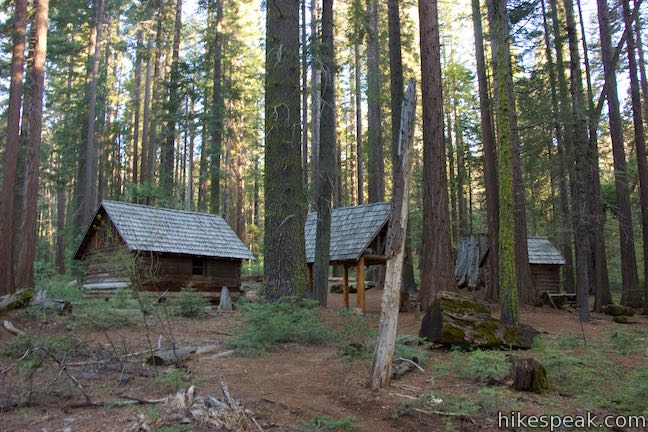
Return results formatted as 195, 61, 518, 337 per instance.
454, 235, 566, 295
304, 202, 390, 310
74, 201, 254, 299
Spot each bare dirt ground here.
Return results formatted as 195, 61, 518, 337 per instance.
1, 288, 648, 432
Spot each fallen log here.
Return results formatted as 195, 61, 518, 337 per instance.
0, 290, 34, 313
146, 345, 229, 365
419, 291, 540, 349
31, 290, 72, 314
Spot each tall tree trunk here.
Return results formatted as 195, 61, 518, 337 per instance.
55, 187, 65, 275
186, 92, 196, 210
636, 2, 648, 127
301, 0, 309, 188
147, 8, 164, 204
140, 30, 153, 192
210, 0, 224, 214
354, 40, 364, 204
489, 0, 519, 322
132, 28, 143, 185
471, 0, 499, 302
82, 0, 105, 226
263, 0, 308, 298
576, 0, 611, 309
419, 0, 456, 309
446, 107, 458, 244
366, 0, 384, 203
454, 102, 469, 236
310, 0, 321, 207
15, 0, 48, 290
563, 0, 590, 321
313, 0, 336, 306
622, 0, 648, 313
0, 0, 27, 295
161, 0, 183, 199
388, 0, 417, 299
597, 0, 641, 307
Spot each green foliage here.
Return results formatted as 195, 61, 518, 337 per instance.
300, 415, 359, 432
335, 309, 375, 360
613, 362, 648, 415
70, 307, 136, 331
1, 335, 36, 359
227, 297, 331, 356
604, 330, 648, 356
434, 349, 510, 384
154, 368, 188, 393
393, 335, 431, 366
110, 287, 134, 309
35, 274, 83, 302
171, 286, 210, 318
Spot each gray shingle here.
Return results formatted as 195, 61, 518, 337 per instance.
304, 202, 390, 263
95, 201, 254, 260
527, 237, 565, 265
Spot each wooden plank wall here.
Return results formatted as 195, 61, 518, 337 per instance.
530, 264, 561, 293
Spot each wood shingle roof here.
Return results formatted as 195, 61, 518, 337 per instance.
76, 201, 254, 260
304, 202, 390, 263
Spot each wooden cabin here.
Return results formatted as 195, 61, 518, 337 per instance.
73, 201, 254, 299
454, 235, 566, 295
304, 202, 390, 311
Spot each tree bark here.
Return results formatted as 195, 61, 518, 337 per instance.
0, 0, 28, 295
310, 0, 321, 208
263, 0, 308, 298
354, 40, 364, 204
210, 0, 224, 214
563, 0, 590, 321
471, 0, 499, 302
370, 79, 416, 390
419, 0, 456, 309
132, 28, 143, 186
488, 0, 519, 322
312, 0, 336, 306
596, 0, 641, 307
82, 0, 105, 225
15, 0, 48, 290
622, 0, 648, 314
366, 0, 384, 203
301, 0, 309, 189
139, 29, 153, 192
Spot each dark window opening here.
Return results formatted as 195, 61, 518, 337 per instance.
192, 258, 205, 276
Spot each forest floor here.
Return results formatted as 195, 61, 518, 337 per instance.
1, 282, 648, 432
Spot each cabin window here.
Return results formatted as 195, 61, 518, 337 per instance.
192, 258, 205, 276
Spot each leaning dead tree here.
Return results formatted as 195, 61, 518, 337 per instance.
370, 79, 416, 390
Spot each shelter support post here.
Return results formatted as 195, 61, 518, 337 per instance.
357, 255, 365, 311
343, 263, 349, 308
307, 263, 313, 292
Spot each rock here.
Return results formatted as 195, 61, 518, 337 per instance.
219, 287, 232, 311
419, 291, 540, 350
602, 304, 635, 317
613, 315, 632, 324
511, 357, 548, 393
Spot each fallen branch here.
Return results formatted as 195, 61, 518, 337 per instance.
398, 357, 425, 373
413, 408, 477, 424
3, 320, 26, 336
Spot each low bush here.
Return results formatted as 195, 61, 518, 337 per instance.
171, 286, 210, 318
154, 368, 188, 393
227, 297, 331, 356
300, 415, 359, 432
435, 349, 510, 384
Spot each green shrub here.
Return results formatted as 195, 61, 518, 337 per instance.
394, 335, 430, 366
154, 368, 188, 393
228, 297, 331, 356
335, 309, 375, 360
110, 287, 134, 308
300, 415, 358, 432
35, 274, 83, 302
604, 330, 648, 356
613, 362, 648, 415
436, 349, 509, 384
1, 335, 35, 359
85, 308, 136, 330
171, 286, 210, 318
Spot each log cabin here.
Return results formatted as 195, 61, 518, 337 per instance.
73, 201, 254, 300
454, 235, 566, 295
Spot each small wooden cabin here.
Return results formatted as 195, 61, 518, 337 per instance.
454, 235, 566, 295
304, 202, 390, 310
74, 201, 254, 299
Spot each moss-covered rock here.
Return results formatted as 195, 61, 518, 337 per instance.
419, 291, 539, 350
613, 315, 632, 324
0, 289, 34, 312
602, 304, 635, 317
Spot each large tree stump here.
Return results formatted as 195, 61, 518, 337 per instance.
511, 357, 547, 393
419, 291, 540, 349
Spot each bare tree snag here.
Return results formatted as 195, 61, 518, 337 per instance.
370, 79, 416, 390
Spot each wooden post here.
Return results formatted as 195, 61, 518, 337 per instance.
343, 263, 349, 308
370, 79, 417, 390
357, 255, 365, 311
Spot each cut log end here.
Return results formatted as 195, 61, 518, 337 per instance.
511, 357, 548, 393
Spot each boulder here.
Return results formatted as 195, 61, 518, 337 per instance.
419, 291, 540, 350
602, 304, 635, 317
613, 315, 632, 324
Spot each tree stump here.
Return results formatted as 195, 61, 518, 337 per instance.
219, 287, 232, 311
419, 291, 540, 349
511, 357, 547, 393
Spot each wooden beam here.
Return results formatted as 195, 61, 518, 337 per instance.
363, 254, 387, 264
343, 264, 349, 308
357, 255, 365, 311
